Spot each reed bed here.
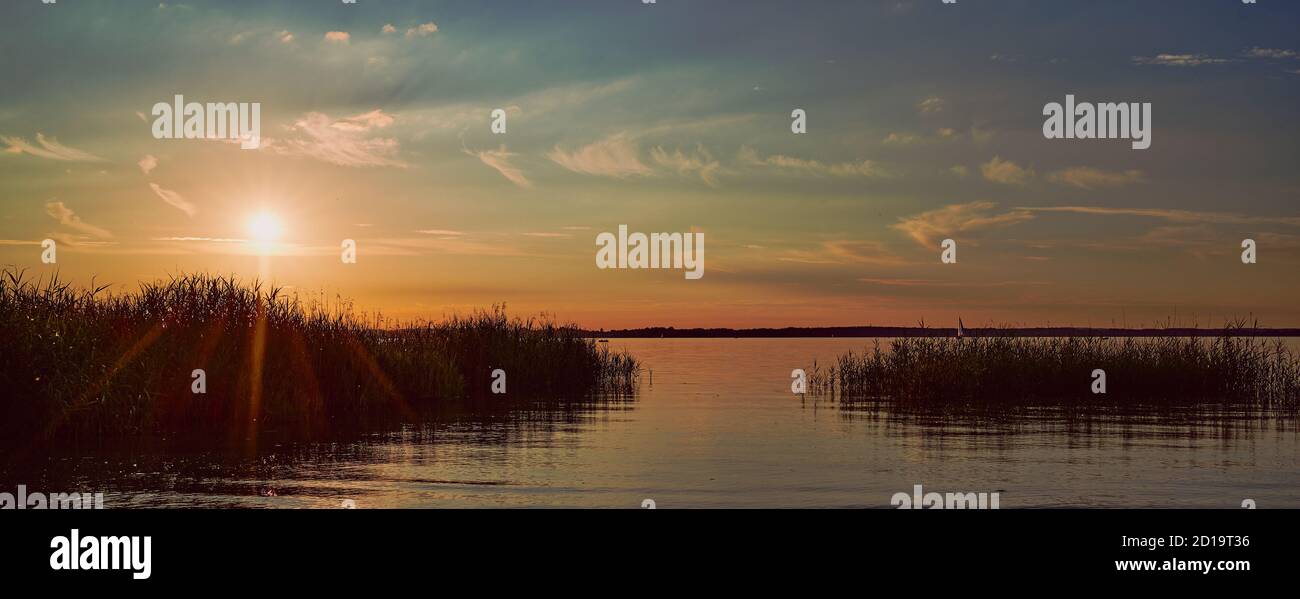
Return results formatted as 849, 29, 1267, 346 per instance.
0, 269, 638, 442
807, 332, 1300, 409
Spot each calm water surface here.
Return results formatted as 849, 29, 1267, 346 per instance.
7, 338, 1299, 508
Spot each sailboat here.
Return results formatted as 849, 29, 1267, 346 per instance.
957, 318, 966, 339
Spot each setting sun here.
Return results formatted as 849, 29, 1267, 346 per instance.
247, 211, 283, 243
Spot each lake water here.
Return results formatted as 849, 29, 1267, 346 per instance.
6, 338, 1298, 508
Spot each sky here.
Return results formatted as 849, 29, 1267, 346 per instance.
1, 0, 1298, 329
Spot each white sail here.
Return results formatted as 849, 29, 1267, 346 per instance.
957, 318, 965, 338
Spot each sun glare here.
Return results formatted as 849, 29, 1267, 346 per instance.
247, 212, 283, 243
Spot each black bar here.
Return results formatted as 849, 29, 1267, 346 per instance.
1, 509, 1283, 589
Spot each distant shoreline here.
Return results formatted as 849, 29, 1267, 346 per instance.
582, 327, 1300, 339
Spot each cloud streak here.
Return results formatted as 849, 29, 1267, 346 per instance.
1132, 53, 1232, 67
466, 145, 532, 188
264, 110, 406, 168
778, 240, 903, 266
547, 133, 652, 178
1047, 167, 1144, 189
738, 146, 889, 178
651, 145, 723, 186
45, 201, 111, 238
149, 183, 197, 217
1019, 205, 1300, 227
3, 133, 105, 162
893, 201, 1034, 247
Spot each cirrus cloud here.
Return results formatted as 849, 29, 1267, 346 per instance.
1047, 166, 1144, 189
651, 145, 723, 186
45, 201, 111, 239
547, 133, 651, 178
149, 183, 197, 217
262, 110, 406, 168
918, 96, 945, 114
465, 145, 532, 188
2, 133, 106, 162
893, 201, 1034, 247
1132, 53, 1231, 67
738, 146, 889, 178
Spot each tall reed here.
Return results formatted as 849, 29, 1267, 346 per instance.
808, 332, 1300, 408
0, 269, 638, 442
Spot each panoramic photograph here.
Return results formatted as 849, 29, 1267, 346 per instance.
1, 0, 1297, 528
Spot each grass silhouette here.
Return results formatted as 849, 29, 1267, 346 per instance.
808, 329, 1300, 408
0, 268, 638, 443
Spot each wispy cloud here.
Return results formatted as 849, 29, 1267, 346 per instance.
152, 236, 244, 243
882, 132, 920, 145
2, 133, 105, 162
1132, 53, 1232, 67
406, 22, 439, 38
1019, 205, 1300, 227
1134, 47, 1298, 68
883, 128, 959, 145
822, 240, 903, 265
368, 236, 530, 257
778, 240, 902, 266
547, 133, 652, 178
1135, 225, 1220, 249
1243, 47, 1297, 59
45, 201, 111, 239
331, 109, 395, 131
1047, 166, 1144, 189
893, 201, 1034, 247
980, 156, 1033, 186
858, 277, 1045, 288
650, 145, 723, 186
465, 145, 532, 188
917, 96, 945, 114
400, 79, 633, 137
264, 110, 406, 168
738, 146, 889, 178
138, 154, 158, 175
148, 183, 197, 217
324, 31, 350, 43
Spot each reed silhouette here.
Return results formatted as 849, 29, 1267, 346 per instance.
0, 268, 639, 444
807, 329, 1300, 409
